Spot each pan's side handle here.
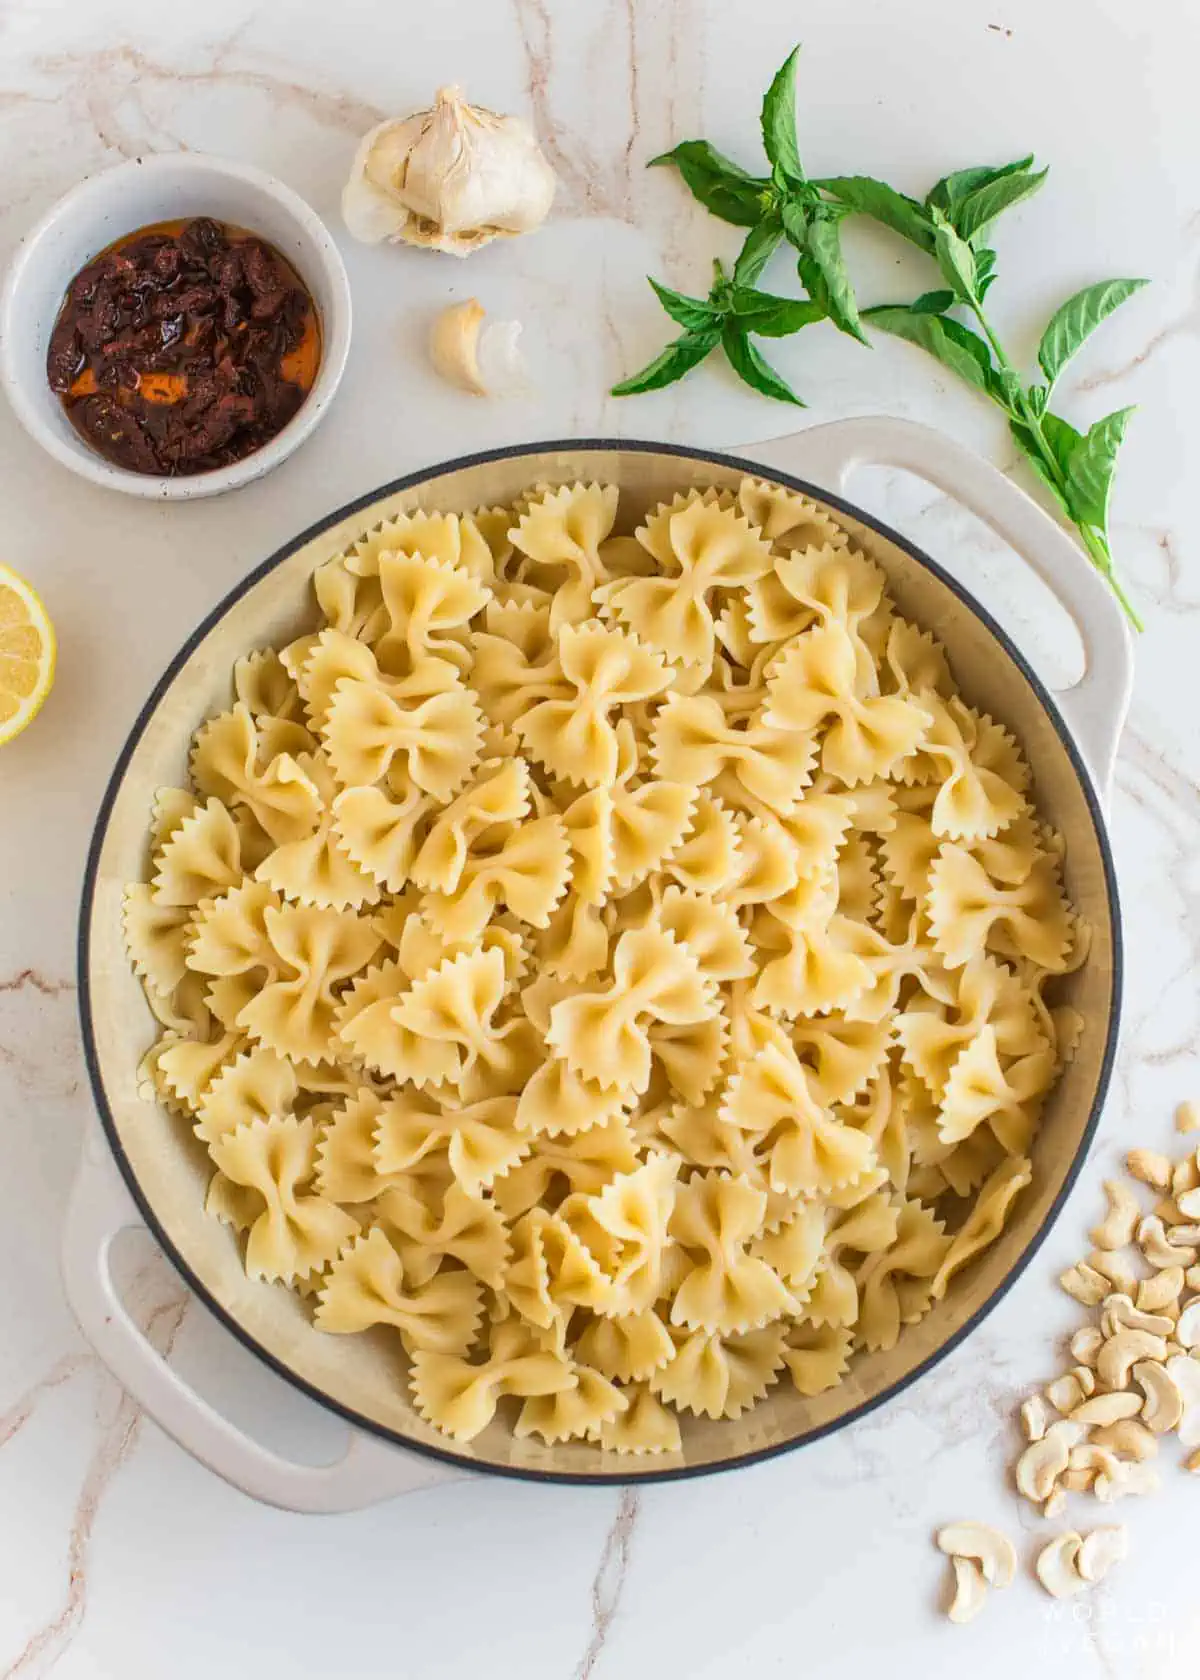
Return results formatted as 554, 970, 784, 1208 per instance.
744, 417, 1133, 805
62, 1131, 469, 1512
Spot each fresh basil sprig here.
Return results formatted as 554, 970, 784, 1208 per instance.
612, 44, 1149, 626
611, 256, 822, 403
616, 47, 868, 404
820, 157, 1148, 628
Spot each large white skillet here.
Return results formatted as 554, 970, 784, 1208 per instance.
64, 417, 1132, 1511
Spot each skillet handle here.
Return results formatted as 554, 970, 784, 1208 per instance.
743, 416, 1133, 806
61, 1129, 469, 1512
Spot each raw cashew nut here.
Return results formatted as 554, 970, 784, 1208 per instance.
1060, 1467, 1096, 1494
1101, 1293, 1174, 1339
1138, 1215, 1198, 1269
1070, 1326, 1104, 1368
1126, 1148, 1172, 1189
1096, 1327, 1168, 1389
1175, 1100, 1200, 1134
1077, 1525, 1128, 1584
1089, 1418, 1159, 1461
1169, 1223, 1200, 1245
1060, 1263, 1111, 1306
1173, 1154, 1200, 1196
1015, 1420, 1084, 1503
1094, 1460, 1160, 1503
1187, 1447, 1200, 1473
1187, 1265, 1200, 1292
1175, 1300, 1200, 1349
1137, 1267, 1184, 1313
1036, 1532, 1087, 1599
1134, 1359, 1184, 1434
1046, 1373, 1086, 1415
1043, 1487, 1067, 1519
1165, 1354, 1200, 1446
935, 1523, 1016, 1589
1020, 1394, 1049, 1443
1071, 1364, 1096, 1397
1070, 1391, 1142, 1427
1176, 1188, 1200, 1220
1068, 1444, 1121, 1478
946, 1555, 988, 1624
1088, 1249, 1140, 1295
1091, 1180, 1142, 1250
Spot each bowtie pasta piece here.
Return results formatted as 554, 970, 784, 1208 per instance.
125, 473, 1085, 1459
314, 1227, 483, 1355
411, 1319, 576, 1442
509, 482, 620, 629
236, 904, 381, 1065
737, 476, 851, 550
547, 926, 717, 1094
323, 678, 483, 799
420, 812, 572, 943
151, 796, 246, 907
208, 1115, 359, 1284
374, 551, 490, 677
652, 692, 817, 816
191, 705, 322, 845
652, 1322, 790, 1419
597, 495, 772, 668
928, 845, 1074, 972
721, 1042, 878, 1197
374, 1090, 530, 1198
378, 1180, 511, 1291
331, 781, 432, 895
764, 624, 932, 787
516, 623, 670, 787
408, 758, 532, 893
668, 1171, 796, 1335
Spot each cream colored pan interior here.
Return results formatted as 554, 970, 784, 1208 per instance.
81, 443, 1119, 1481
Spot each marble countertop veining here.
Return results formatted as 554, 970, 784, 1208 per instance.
2, 1, 1199, 1675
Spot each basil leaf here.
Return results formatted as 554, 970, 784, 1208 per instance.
933, 219, 979, 303
733, 215, 784, 286
611, 327, 722, 396
926, 155, 1035, 216
812, 175, 935, 252
721, 323, 804, 403
649, 141, 772, 227
646, 277, 722, 333
1037, 277, 1150, 391
730, 286, 825, 336
1026, 384, 1049, 417
910, 289, 955, 314
1040, 410, 1084, 462
865, 305, 999, 397
955, 166, 1048, 244
1009, 418, 1073, 516
760, 46, 805, 184
801, 214, 867, 343
1062, 406, 1135, 530
974, 247, 998, 300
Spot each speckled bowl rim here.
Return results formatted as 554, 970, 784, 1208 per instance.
77, 437, 1122, 1485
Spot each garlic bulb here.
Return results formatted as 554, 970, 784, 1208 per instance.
428, 299, 531, 396
343, 85, 556, 256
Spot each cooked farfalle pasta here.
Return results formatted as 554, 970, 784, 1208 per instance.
125, 476, 1083, 1455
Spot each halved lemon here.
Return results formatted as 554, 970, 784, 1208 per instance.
0, 564, 56, 746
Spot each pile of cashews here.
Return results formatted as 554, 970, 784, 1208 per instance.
936, 1099, 1200, 1622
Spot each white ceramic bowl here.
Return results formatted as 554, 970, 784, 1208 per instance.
0, 153, 352, 499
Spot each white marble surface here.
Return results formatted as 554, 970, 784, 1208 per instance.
1, 1, 1199, 1675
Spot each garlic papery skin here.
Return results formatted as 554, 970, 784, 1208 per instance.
429, 299, 532, 396
342, 86, 556, 257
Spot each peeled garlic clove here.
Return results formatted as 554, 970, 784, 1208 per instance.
429, 300, 530, 396
343, 85, 555, 256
